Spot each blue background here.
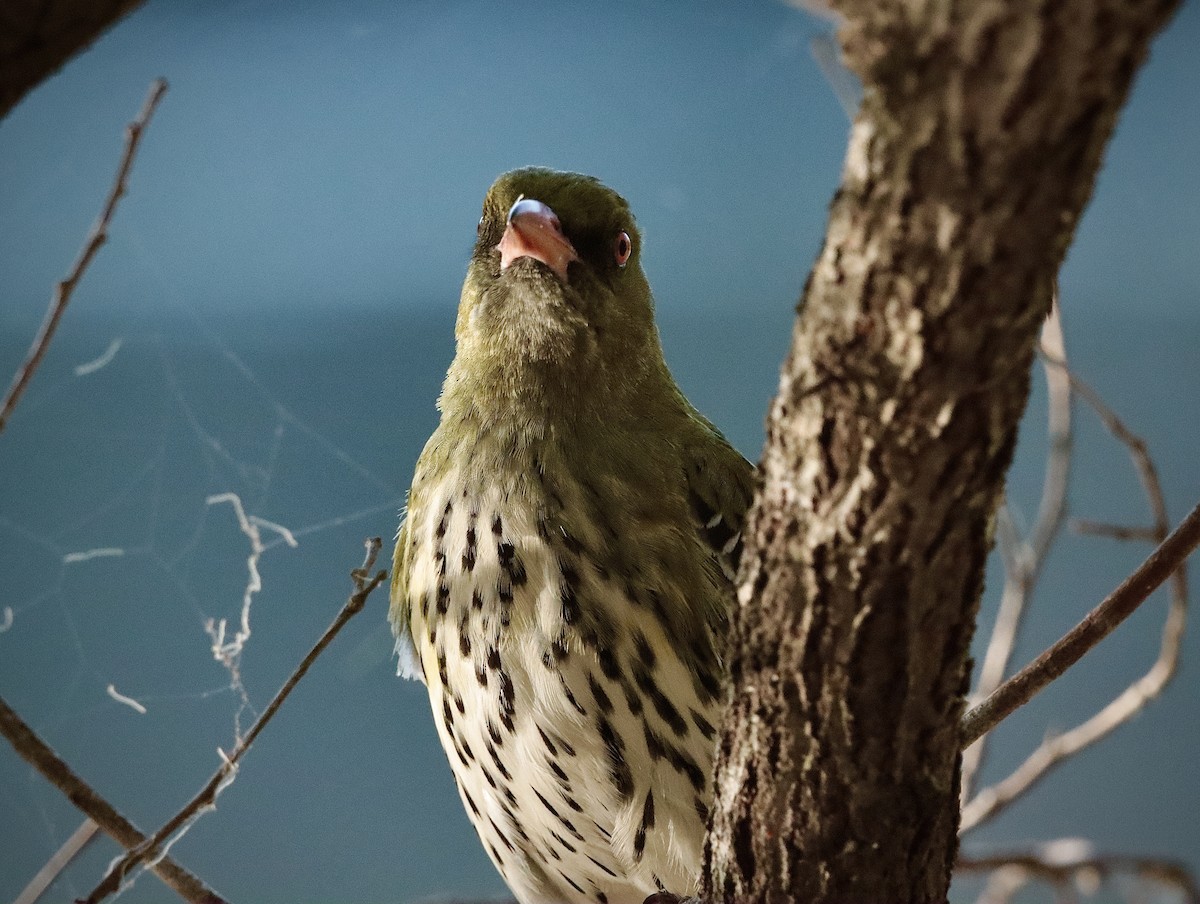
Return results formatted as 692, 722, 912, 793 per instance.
1, 2, 1197, 902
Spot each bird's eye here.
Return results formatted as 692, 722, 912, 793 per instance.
614, 231, 632, 268
477, 215, 485, 237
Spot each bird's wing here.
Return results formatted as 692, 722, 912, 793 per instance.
684, 427, 755, 585
389, 515, 425, 682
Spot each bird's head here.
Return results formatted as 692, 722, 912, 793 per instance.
446, 168, 663, 414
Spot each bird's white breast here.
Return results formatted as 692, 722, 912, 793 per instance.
403, 474, 719, 904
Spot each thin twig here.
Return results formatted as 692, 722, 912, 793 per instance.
1073, 520, 1159, 542
83, 538, 387, 904
959, 849, 1200, 904
0, 78, 188, 902
14, 818, 99, 904
959, 497, 1199, 748
1065, 371, 1172, 535
0, 78, 168, 435
961, 365, 1189, 831
961, 304, 1072, 802
0, 697, 224, 903
971, 865, 1032, 904
1026, 310, 1074, 567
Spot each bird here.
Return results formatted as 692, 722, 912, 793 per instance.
390, 168, 753, 904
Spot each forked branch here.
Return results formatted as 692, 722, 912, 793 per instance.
960, 304, 1072, 803
960, 497, 1197, 748
959, 846, 1200, 904
961, 362, 1191, 831
82, 538, 387, 904
0, 697, 224, 904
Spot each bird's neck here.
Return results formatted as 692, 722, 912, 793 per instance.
436, 347, 683, 474
441, 351, 582, 428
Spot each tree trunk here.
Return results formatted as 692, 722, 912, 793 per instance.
704, 2, 1181, 902
0, 0, 146, 120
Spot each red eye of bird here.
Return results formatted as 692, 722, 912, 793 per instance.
614, 231, 632, 268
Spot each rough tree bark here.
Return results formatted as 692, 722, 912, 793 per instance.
0, 0, 146, 120
705, 2, 1181, 903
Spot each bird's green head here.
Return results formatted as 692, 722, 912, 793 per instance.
444, 168, 663, 416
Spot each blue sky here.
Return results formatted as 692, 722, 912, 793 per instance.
1, 0, 1197, 332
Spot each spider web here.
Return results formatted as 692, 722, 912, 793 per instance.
0, 223, 424, 902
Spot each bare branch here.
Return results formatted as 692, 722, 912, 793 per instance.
960, 497, 1198, 748
0, 697, 225, 903
971, 866, 1032, 904
0, 77, 167, 435
14, 819, 98, 904
1073, 520, 1160, 542
83, 538, 387, 904
959, 847, 1200, 904
1026, 309, 1074, 565
961, 304, 1072, 802
961, 366, 1189, 831
1065, 370, 1173, 537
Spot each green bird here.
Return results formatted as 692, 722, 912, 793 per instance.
391, 168, 753, 904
